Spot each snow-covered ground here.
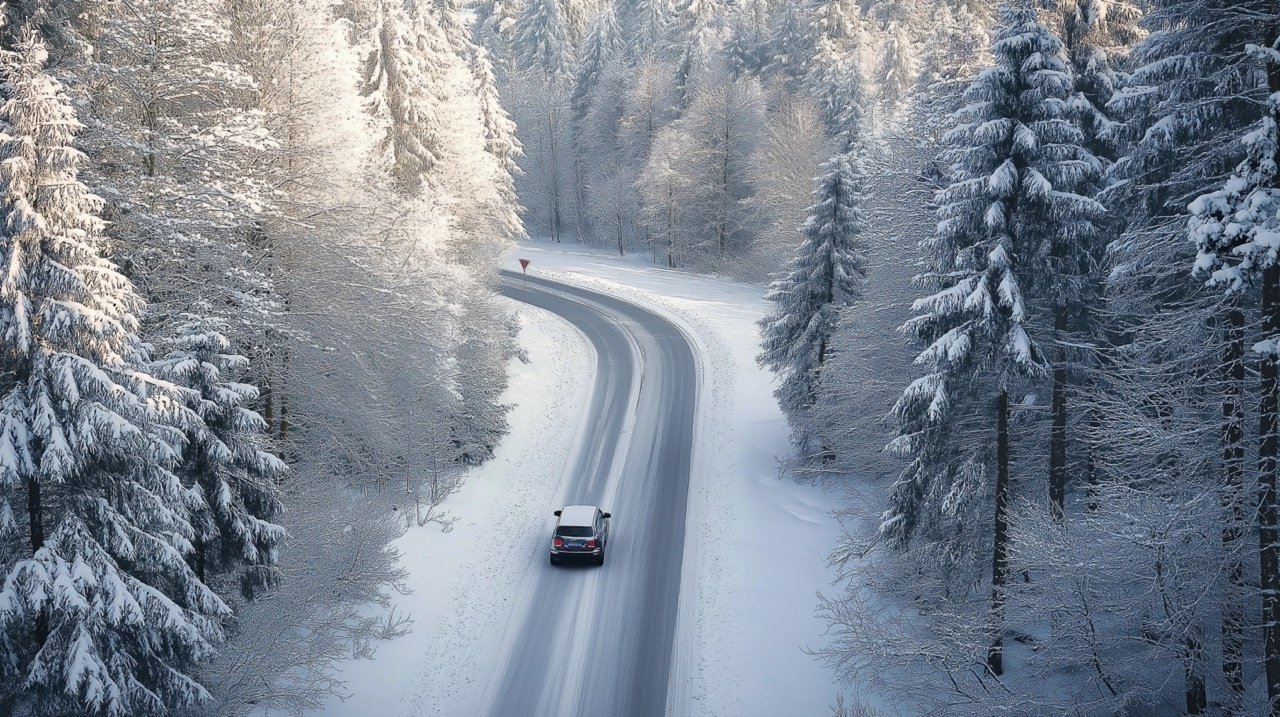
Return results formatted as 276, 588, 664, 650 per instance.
312, 242, 844, 716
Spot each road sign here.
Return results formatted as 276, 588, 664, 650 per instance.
519, 258, 531, 273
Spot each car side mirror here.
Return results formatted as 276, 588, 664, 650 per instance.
554, 510, 562, 517
602, 512, 611, 519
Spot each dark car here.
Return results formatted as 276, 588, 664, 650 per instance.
549, 505, 611, 566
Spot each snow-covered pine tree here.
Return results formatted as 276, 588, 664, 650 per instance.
82, 0, 280, 346
812, 0, 859, 44
1059, 0, 1141, 159
572, 6, 624, 126
1190, 38, 1280, 710
884, 5, 1102, 677
1036, 0, 1135, 526
514, 0, 572, 76
673, 0, 722, 42
759, 150, 869, 458
514, 0, 572, 241
150, 315, 287, 596
761, 1, 812, 90
471, 40, 527, 244
725, 0, 770, 77
1109, 1, 1276, 708
618, 0, 674, 58
0, 25, 228, 716
429, 0, 526, 245
570, 6, 624, 240
362, 1, 451, 196
805, 29, 867, 135
876, 20, 918, 116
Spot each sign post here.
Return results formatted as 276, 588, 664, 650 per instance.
518, 259, 530, 296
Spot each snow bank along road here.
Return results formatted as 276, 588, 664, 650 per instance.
492, 270, 697, 717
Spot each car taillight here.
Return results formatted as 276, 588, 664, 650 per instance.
586, 539, 598, 549
553, 537, 564, 549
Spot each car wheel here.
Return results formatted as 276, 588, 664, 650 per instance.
596, 551, 605, 566
549, 554, 559, 566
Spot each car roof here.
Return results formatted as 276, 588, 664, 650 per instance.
558, 505, 599, 527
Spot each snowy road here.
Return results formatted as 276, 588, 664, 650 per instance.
490, 270, 697, 717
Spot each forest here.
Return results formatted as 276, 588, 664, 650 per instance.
490, 0, 1280, 714
0, 0, 523, 714
0, 0, 1278, 714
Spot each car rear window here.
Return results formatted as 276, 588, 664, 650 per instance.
556, 526, 593, 537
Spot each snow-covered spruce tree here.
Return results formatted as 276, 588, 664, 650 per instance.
760, 1, 812, 91
884, 5, 1102, 677
1045, 0, 1140, 524
470, 40, 527, 246
0, 27, 227, 716
514, 0, 572, 241
81, 0, 280, 345
805, 29, 868, 135
1191, 40, 1280, 711
362, 1, 451, 197
724, 0, 770, 77
150, 315, 286, 596
617, 0, 675, 59
1108, 1, 1276, 709
876, 20, 919, 115
758, 150, 869, 459
673, 0, 722, 44
570, 7, 624, 241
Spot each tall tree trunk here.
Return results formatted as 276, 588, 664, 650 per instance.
1050, 303, 1069, 521
26, 478, 44, 555
1185, 627, 1208, 715
988, 387, 1010, 677
27, 475, 47, 643
1223, 304, 1247, 714
1262, 262, 1280, 715
546, 78, 562, 243
195, 540, 207, 583
572, 151, 587, 244
718, 115, 730, 258
667, 185, 676, 269
1262, 46, 1280, 715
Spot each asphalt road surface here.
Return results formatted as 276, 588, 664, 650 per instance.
490, 270, 697, 717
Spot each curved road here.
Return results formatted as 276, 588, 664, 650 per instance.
489, 270, 696, 717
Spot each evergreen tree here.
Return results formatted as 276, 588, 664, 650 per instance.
618, 0, 675, 57
150, 316, 287, 596
1043, 0, 1135, 524
571, 6, 625, 125
514, 0, 572, 241
1190, 40, 1280, 711
472, 40, 527, 243
1110, 1, 1276, 709
761, 2, 812, 90
725, 0, 771, 77
362, 2, 452, 196
514, 0, 572, 77
0, 26, 227, 715
884, 5, 1102, 677
82, 0, 279, 343
673, 0, 722, 41
759, 150, 869, 456
806, 32, 867, 134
